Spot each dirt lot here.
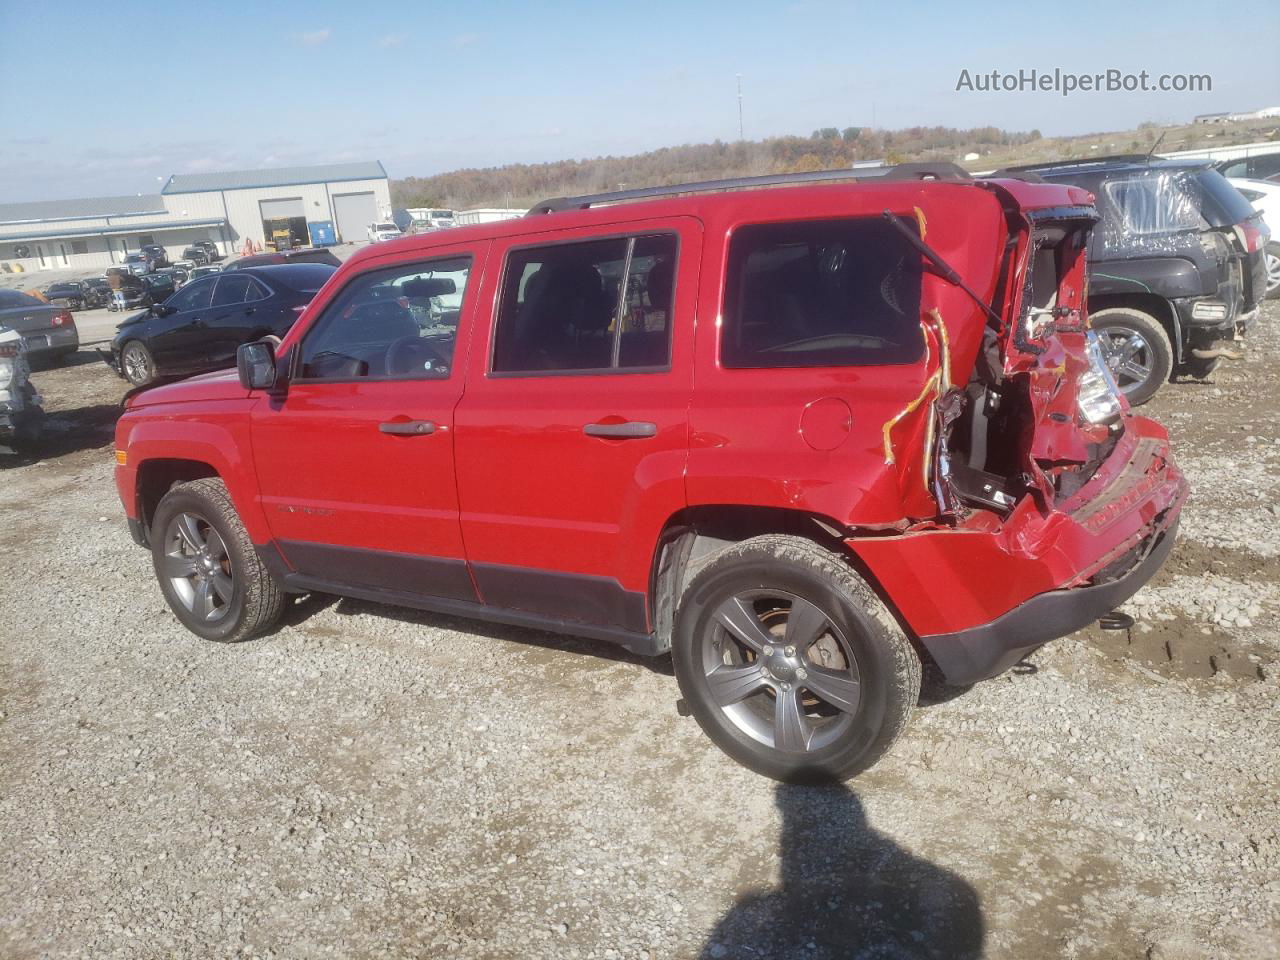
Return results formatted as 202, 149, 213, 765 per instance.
1, 308, 1278, 960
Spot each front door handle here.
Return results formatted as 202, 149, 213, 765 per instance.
379, 419, 436, 436
583, 420, 657, 439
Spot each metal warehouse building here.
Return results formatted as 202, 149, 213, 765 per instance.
0, 161, 391, 274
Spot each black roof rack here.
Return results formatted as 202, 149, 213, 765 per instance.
526, 162, 973, 215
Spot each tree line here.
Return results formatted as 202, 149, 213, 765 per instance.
391, 125, 1042, 210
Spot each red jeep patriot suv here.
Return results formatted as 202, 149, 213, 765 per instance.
113, 166, 1187, 781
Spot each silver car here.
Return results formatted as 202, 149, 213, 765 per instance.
0, 289, 79, 364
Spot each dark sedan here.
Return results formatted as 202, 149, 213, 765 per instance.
143, 271, 178, 303
44, 280, 102, 311
107, 263, 335, 386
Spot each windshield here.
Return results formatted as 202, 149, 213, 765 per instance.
431, 210, 453, 219
124, 254, 145, 262
377, 224, 398, 232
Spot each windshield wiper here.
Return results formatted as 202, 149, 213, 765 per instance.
882, 210, 1002, 327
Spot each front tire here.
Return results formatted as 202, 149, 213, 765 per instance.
121, 340, 155, 386
150, 478, 284, 643
1090, 307, 1173, 406
672, 535, 920, 782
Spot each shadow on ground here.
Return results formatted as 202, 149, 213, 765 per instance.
0, 402, 119, 466
700, 782, 984, 960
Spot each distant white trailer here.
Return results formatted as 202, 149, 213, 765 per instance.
455, 208, 526, 225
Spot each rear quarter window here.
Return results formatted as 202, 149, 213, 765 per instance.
721, 217, 924, 368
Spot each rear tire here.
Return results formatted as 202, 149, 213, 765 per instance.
151, 477, 284, 643
1090, 307, 1173, 406
672, 535, 920, 782
1265, 242, 1280, 300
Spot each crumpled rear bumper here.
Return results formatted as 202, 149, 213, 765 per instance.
916, 518, 1177, 684
849, 414, 1188, 685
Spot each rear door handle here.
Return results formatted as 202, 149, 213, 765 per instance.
379, 419, 437, 435
583, 420, 657, 439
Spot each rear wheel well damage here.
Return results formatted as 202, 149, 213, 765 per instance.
136, 458, 220, 537
646, 505, 921, 658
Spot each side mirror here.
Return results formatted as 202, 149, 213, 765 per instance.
154, 303, 175, 317
237, 340, 277, 390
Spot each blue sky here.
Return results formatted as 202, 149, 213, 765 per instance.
2, 0, 1277, 202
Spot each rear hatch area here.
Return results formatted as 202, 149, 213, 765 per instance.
850, 182, 1188, 681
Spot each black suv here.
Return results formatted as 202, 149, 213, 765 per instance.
140, 244, 170, 270
1005, 157, 1269, 404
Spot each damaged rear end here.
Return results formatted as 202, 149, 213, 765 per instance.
853, 179, 1188, 685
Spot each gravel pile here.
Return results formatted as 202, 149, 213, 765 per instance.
2, 310, 1278, 959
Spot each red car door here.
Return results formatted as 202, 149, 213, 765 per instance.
250, 242, 488, 600
454, 218, 701, 635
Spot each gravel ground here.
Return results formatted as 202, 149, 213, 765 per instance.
1, 307, 1278, 960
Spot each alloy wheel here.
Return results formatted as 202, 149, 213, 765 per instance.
1266, 250, 1280, 297
161, 512, 235, 623
699, 590, 861, 754
122, 344, 151, 384
1096, 327, 1153, 396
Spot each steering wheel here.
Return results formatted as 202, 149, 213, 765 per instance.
385, 335, 450, 376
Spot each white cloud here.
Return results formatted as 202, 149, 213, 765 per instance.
379, 33, 406, 48
299, 28, 331, 46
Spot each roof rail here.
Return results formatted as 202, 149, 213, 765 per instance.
526, 162, 972, 215
986, 168, 1046, 183
1001, 154, 1158, 172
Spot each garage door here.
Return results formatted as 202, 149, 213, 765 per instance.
333, 191, 377, 244
259, 197, 305, 219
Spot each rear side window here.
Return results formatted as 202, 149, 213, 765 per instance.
492, 233, 677, 374
298, 256, 471, 380
721, 218, 924, 368
211, 274, 254, 306
1103, 175, 1202, 234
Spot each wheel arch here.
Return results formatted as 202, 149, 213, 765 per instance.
1087, 292, 1182, 365
135, 458, 220, 539
648, 505, 913, 651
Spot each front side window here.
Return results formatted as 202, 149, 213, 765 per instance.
298, 256, 471, 380
721, 218, 924, 368
166, 277, 215, 312
492, 233, 677, 373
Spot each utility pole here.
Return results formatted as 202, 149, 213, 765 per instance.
736, 74, 744, 141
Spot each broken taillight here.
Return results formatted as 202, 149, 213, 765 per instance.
1078, 333, 1123, 424
1240, 220, 1265, 254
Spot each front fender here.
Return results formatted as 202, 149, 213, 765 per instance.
115, 403, 269, 543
